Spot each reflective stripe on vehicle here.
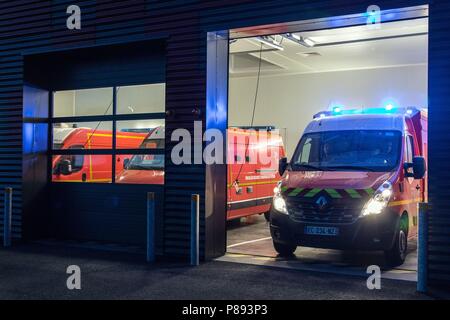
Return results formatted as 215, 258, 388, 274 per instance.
325, 188, 342, 199
282, 187, 375, 199
345, 189, 362, 198
288, 188, 303, 196
304, 188, 321, 197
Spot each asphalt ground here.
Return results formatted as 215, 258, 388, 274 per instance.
0, 243, 429, 300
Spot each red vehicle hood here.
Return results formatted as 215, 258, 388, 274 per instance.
283, 171, 393, 190
116, 169, 164, 185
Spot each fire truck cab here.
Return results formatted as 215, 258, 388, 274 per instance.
52, 128, 146, 183
270, 107, 427, 266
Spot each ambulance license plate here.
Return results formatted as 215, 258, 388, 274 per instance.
305, 226, 339, 236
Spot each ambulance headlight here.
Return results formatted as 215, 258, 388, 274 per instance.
362, 181, 393, 216
273, 195, 288, 214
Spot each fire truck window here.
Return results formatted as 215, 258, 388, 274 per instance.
116, 83, 165, 114
116, 154, 165, 185
53, 87, 113, 117
52, 154, 83, 176
52, 122, 113, 150
406, 135, 414, 163
52, 155, 112, 183
115, 120, 165, 150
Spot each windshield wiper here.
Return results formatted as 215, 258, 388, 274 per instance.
293, 163, 327, 171
325, 165, 375, 172
129, 164, 161, 170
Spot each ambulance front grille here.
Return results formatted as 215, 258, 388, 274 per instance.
287, 198, 363, 224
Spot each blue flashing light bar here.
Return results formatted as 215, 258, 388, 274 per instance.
313, 106, 420, 119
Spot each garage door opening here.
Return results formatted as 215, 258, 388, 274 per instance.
22, 40, 166, 252
223, 5, 428, 281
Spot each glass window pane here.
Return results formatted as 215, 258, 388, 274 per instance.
117, 84, 165, 114
53, 122, 113, 150
116, 154, 165, 185
53, 87, 113, 117
116, 120, 165, 149
52, 155, 112, 183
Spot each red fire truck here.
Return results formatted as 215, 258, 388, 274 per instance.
270, 107, 427, 266
117, 126, 286, 220
52, 127, 147, 183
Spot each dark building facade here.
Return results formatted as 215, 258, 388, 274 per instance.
0, 0, 449, 293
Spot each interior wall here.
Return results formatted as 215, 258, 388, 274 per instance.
229, 65, 428, 157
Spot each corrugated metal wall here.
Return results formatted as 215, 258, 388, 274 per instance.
427, 0, 450, 291
1, 0, 449, 292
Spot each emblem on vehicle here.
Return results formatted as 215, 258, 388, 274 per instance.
315, 196, 329, 211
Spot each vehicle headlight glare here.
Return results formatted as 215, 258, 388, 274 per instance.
273, 194, 288, 214
362, 181, 393, 216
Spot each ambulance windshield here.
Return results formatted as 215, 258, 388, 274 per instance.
127, 138, 165, 170
291, 130, 402, 172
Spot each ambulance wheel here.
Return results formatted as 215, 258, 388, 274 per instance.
385, 219, 408, 267
264, 211, 270, 222
273, 241, 296, 257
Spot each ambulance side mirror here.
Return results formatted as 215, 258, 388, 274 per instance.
123, 158, 130, 169
404, 156, 426, 179
59, 159, 72, 175
412, 156, 426, 179
279, 157, 288, 176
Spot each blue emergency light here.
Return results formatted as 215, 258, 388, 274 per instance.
313, 106, 419, 119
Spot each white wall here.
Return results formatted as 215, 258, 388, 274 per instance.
229, 65, 428, 157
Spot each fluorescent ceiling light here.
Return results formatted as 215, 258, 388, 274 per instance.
303, 37, 316, 47
255, 36, 284, 51
284, 33, 315, 47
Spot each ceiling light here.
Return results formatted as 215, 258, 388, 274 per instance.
284, 33, 315, 47
303, 37, 315, 47
255, 36, 284, 51
298, 52, 321, 57
290, 33, 301, 41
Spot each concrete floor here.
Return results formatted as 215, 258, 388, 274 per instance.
221, 215, 418, 282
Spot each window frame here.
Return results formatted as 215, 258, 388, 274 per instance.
49, 85, 166, 184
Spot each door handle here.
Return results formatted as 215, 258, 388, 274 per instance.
82, 173, 87, 182
416, 185, 421, 191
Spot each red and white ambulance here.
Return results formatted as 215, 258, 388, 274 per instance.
117, 126, 286, 220
270, 107, 427, 266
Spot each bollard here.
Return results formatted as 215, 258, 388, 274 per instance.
191, 194, 200, 266
147, 192, 155, 262
417, 202, 428, 293
3, 187, 12, 247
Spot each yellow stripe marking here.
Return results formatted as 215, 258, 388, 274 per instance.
53, 179, 111, 183
227, 180, 280, 188
88, 133, 144, 140
388, 198, 421, 207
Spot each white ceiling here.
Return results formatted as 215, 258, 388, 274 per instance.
229, 18, 428, 77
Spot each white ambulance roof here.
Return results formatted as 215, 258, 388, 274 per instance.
53, 127, 77, 144
148, 126, 165, 139
304, 114, 405, 134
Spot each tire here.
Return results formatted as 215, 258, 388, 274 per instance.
273, 241, 296, 257
264, 211, 270, 222
385, 220, 408, 267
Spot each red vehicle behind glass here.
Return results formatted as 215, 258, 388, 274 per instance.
52, 127, 146, 183
117, 126, 286, 220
